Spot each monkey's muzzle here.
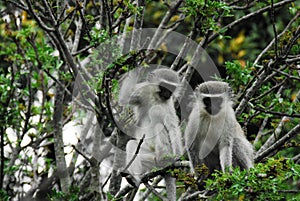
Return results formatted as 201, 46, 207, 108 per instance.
203, 96, 223, 115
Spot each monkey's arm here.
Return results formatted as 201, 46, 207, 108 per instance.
219, 136, 233, 172
233, 125, 254, 170
233, 138, 254, 170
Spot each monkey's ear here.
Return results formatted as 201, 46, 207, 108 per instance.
158, 82, 177, 100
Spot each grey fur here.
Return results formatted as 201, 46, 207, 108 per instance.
120, 68, 183, 200
185, 81, 254, 173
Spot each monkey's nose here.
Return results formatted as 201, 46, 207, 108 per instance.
203, 97, 223, 115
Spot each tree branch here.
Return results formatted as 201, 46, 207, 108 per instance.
148, 0, 183, 49
208, 0, 295, 43
130, 0, 145, 51
255, 124, 300, 162
144, 182, 169, 201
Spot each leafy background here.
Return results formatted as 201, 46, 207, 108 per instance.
0, 0, 299, 200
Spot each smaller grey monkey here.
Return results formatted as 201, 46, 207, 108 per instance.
185, 81, 254, 173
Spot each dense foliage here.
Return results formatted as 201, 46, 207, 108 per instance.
0, 0, 299, 200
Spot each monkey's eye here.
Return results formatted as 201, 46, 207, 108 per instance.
157, 81, 177, 101
203, 97, 211, 107
158, 85, 172, 100
203, 97, 223, 115
203, 97, 223, 106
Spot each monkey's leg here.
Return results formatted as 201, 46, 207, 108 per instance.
233, 138, 254, 170
164, 174, 176, 201
219, 139, 233, 172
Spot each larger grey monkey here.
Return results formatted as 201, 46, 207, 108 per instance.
185, 81, 254, 173
119, 68, 183, 200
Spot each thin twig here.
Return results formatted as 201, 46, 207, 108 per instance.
255, 124, 300, 162
282, 26, 300, 58
155, 14, 185, 50
139, 176, 163, 201
250, 79, 286, 102
42, 0, 57, 25
231, 1, 256, 10
253, 12, 300, 66
114, 184, 135, 199
170, 25, 197, 70
72, 145, 98, 166
208, 0, 295, 43
130, 0, 145, 51
271, 68, 300, 81
122, 134, 145, 173
114, 161, 189, 199
253, 106, 300, 118
256, 87, 300, 155
270, 0, 278, 59
235, 60, 274, 117
148, 0, 183, 49
7, 0, 28, 11
24, 0, 55, 31
292, 153, 300, 163
144, 182, 169, 201
181, 190, 208, 201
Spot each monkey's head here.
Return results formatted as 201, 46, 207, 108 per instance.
196, 81, 233, 116
147, 68, 180, 101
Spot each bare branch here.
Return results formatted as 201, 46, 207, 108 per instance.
235, 60, 274, 117
148, 0, 183, 49
254, 12, 300, 66
171, 26, 197, 70
71, 4, 85, 54
7, 0, 28, 11
270, 0, 279, 59
122, 134, 145, 173
253, 85, 286, 146
24, 0, 55, 32
256, 85, 300, 155
292, 153, 300, 163
144, 182, 169, 201
208, 0, 295, 43
255, 124, 300, 162
139, 176, 163, 201
271, 67, 300, 81
181, 190, 208, 201
130, 0, 145, 50
253, 106, 300, 118
52, 72, 71, 193
250, 79, 286, 102
41, 0, 57, 24
114, 161, 189, 199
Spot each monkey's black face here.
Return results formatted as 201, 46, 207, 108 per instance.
203, 96, 223, 115
158, 82, 176, 101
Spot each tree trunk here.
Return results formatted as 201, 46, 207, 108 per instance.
53, 74, 71, 193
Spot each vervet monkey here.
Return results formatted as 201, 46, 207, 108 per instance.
119, 68, 183, 200
185, 81, 254, 173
